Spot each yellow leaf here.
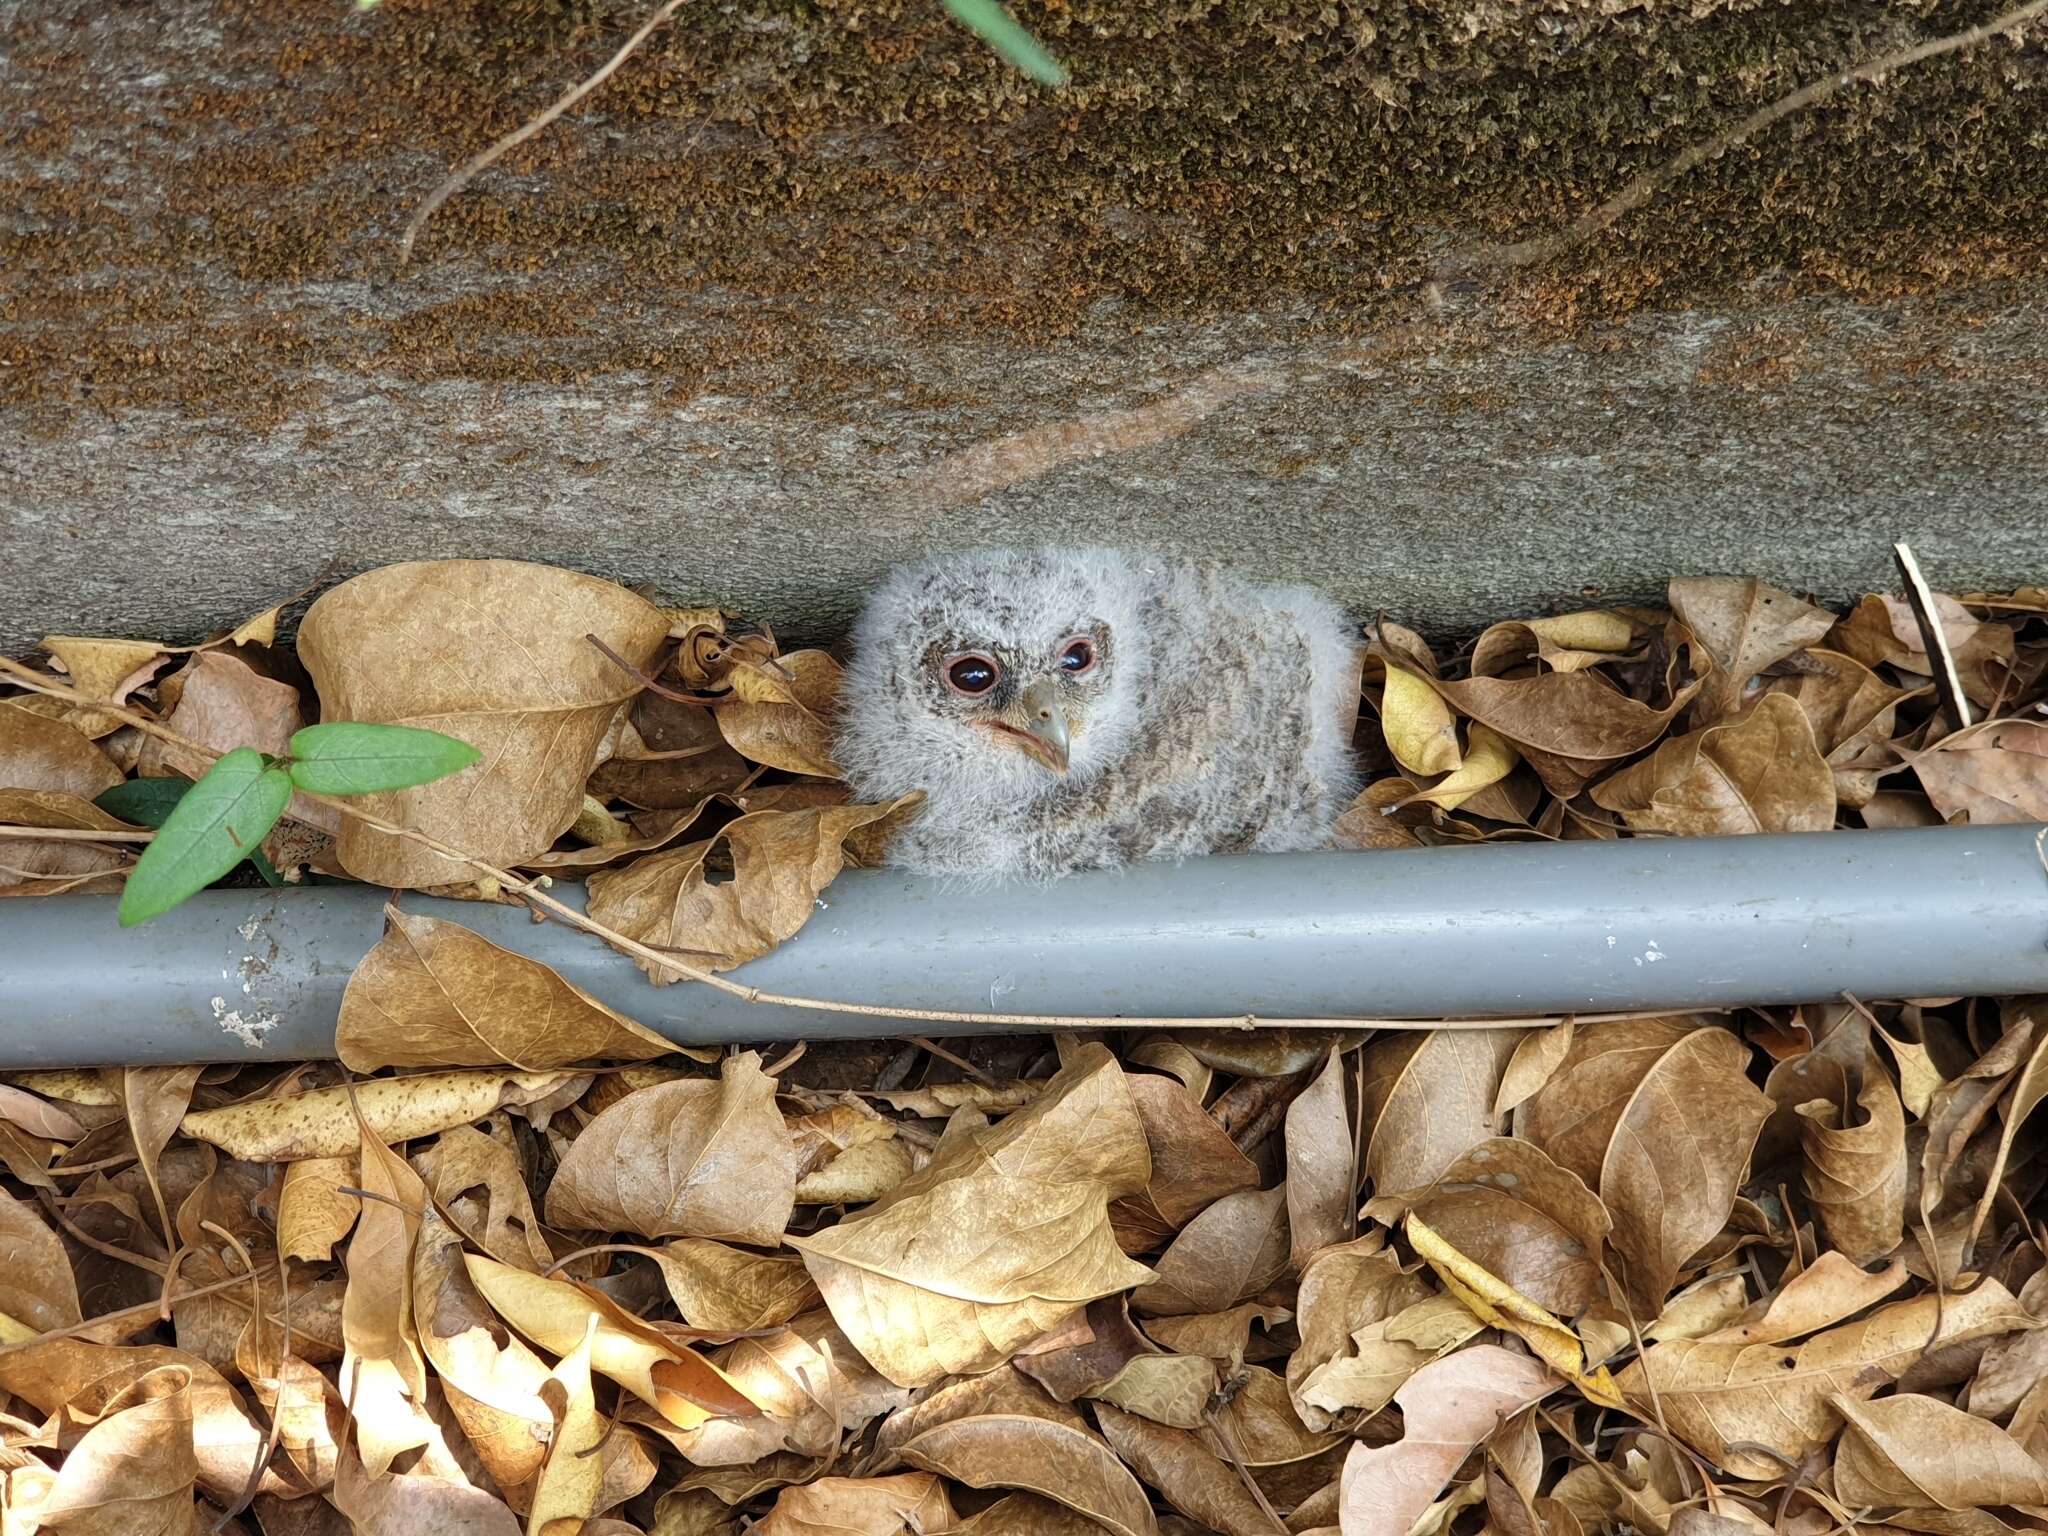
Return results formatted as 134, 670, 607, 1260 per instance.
1380, 664, 1462, 777
1402, 722, 1519, 812
180, 1069, 586, 1161
529, 1317, 607, 1536
1405, 1213, 1624, 1408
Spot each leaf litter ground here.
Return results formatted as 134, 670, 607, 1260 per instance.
1, 561, 2047, 1536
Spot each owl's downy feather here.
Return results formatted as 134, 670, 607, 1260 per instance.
836, 547, 1362, 881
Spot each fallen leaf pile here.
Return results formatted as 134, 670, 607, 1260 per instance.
1, 559, 2047, 1532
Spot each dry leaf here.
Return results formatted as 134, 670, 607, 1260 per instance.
1470, 611, 1638, 677
0, 1187, 83, 1343
1831, 1391, 2048, 1510
0, 788, 131, 892
1132, 1184, 1287, 1318
277, 1156, 361, 1263
642, 1240, 822, 1332
1669, 577, 1836, 723
413, 1124, 556, 1272
1405, 1214, 1623, 1408
547, 1052, 796, 1243
1618, 1280, 2036, 1477
1337, 1346, 1561, 1536
341, 1122, 430, 1477
1094, 1401, 1280, 1536
331, 1450, 522, 1536
30, 1363, 198, 1534
1360, 1029, 1519, 1196
1914, 721, 2048, 825
338, 908, 678, 1071
180, 1069, 584, 1162
1377, 663, 1461, 777
792, 1044, 1153, 1386
715, 650, 844, 777
0, 702, 127, 891
1288, 1233, 1433, 1430
1286, 1047, 1355, 1270
529, 1317, 607, 1536
1796, 1064, 1906, 1265
1834, 593, 2015, 708
38, 633, 170, 737
1109, 1071, 1258, 1250
1763, 648, 1909, 805
298, 559, 671, 886
1425, 667, 1702, 768
1590, 694, 1836, 836
1699, 1253, 1908, 1346
755, 1472, 957, 1536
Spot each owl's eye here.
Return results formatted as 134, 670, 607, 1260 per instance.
1058, 636, 1098, 676
943, 652, 1002, 698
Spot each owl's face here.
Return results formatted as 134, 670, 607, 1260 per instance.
837, 547, 1152, 804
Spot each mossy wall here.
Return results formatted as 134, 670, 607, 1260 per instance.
3, 0, 2045, 644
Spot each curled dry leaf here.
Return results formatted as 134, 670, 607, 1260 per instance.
1698, 1253, 1908, 1346
715, 649, 844, 778
1830, 1391, 2048, 1510
1795, 1063, 1907, 1265
1590, 694, 1836, 836
1425, 666, 1703, 772
463, 1253, 761, 1430
529, 1317, 608, 1536
1470, 610, 1638, 677
1763, 648, 1909, 805
1094, 1401, 1281, 1536
0, 703, 128, 891
413, 1123, 556, 1272
791, 1044, 1153, 1385
1376, 663, 1462, 777
0, 788, 132, 893
180, 1069, 585, 1162
331, 1448, 523, 1536
1132, 1183, 1288, 1318
1617, 1279, 2037, 1478
642, 1240, 822, 1332
1287, 1232, 1434, 1429
1337, 1345, 1561, 1536
277, 1156, 361, 1263
1109, 1071, 1259, 1252
338, 908, 678, 1071
145, 649, 325, 826
1833, 593, 2015, 709
547, 1051, 796, 1244
588, 795, 921, 981
1668, 577, 1836, 724
298, 559, 671, 886
29, 1363, 199, 1533
341, 1122, 430, 1477
38, 633, 170, 738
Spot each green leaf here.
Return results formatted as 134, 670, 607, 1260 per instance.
286, 723, 482, 795
118, 749, 293, 926
942, 0, 1067, 86
94, 775, 196, 828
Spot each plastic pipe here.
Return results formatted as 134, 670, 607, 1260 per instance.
2, 824, 2044, 1067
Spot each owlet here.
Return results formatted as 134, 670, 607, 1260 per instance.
836, 547, 1362, 881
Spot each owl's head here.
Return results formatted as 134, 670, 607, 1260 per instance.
836, 546, 1153, 804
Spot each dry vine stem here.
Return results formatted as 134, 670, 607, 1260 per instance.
0, 651, 1661, 1035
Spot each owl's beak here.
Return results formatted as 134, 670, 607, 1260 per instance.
993, 679, 1071, 774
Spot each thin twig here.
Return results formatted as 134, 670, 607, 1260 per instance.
0, 1265, 285, 1357
909, 1036, 995, 1085
1441, 0, 2048, 278
1894, 541, 1974, 732
0, 826, 154, 843
397, 0, 692, 266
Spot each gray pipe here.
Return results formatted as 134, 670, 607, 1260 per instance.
2, 825, 2044, 1067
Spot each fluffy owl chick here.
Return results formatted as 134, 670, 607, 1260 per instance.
836, 547, 1362, 881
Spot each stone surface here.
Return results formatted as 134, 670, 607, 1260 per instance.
4, 0, 2046, 648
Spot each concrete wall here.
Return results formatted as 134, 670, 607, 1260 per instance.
5, 0, 2045, 647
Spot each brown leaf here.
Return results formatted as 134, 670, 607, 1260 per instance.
792, 1044, 1153, 1386
0, 702, 128, 891
298, 558, 671, 886
1831, 1392, 2048, 1510
755, 1472, 958, 1536
547, 1052, 796, 1243
1590, 694, 1836, 836
1914, 721, 2048, 825
887, 1385, 1158, 1536
587, 796, 920, 981
179, 1069, 584, 1162
1669, 577, 1836, 723
1496, 1022, 1574, 1116
951, 1493, 1117, 1536
1360, 1029, 1519, 1196
1132, 1184, 1288, 1318
1337, 1346, 1561, 1536
1698, 1253, 1908, 1346
715, 650, 844, 777
412, 1123, 555, 1272
338, 907, 677, 1072
342, 1120, 431, 1477
1109, 1072, 1259, 1250
121, 1065, 202, 1249
1286, 1047, 1355, 1269
642, 1239, 822, 1331
1094, 1401, 1280, 1536
32, 1363, 199, 1534
1425, 667, 1702, 765
0, 1187, 82, 1341
0, 788, 131, 892
1015, 1297, 1162, 1403
1796, 1064, 1906, 1265
276, 1156, 360, 1263
1287, 1232, 1433, 1430
1833, 593, 2015, 709
1370, 1137, 1611, 1318
1617, 1280, 2036, 1477
145, 648, 304, 784
1763, 648, 1910, 806
1470, 611, 1640, 678
38, 633, 171, 738
1965, 1011, 2048, 1254
329, 1449, 522, 1536
528, 1317, 608, 1536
